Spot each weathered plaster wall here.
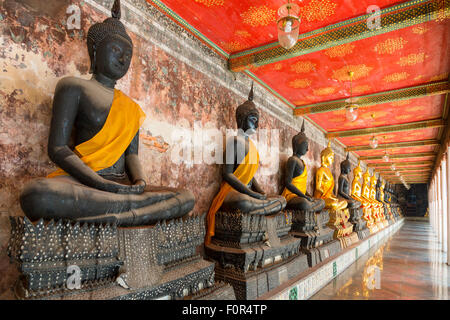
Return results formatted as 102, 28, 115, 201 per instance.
0, 0, 359, 298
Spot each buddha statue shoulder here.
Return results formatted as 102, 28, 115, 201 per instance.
20, 0, 194, 226
338, 153, 361, 209
362, 169, 373, 204
314, 141, 347, 211
205, 84, 286, 244
281, 121, 325, 212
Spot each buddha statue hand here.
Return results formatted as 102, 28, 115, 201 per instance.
252, 192, 267, 200
99, 179, 146, 195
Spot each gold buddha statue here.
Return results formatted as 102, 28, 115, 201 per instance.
370, 173, 385, 230
362, 168, 378, 233
314, 141, 348, 211
379, 180, 394, 222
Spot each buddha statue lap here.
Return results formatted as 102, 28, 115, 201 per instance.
19, 1, 195, 227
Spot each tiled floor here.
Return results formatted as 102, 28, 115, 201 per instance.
310, 220, 450, 300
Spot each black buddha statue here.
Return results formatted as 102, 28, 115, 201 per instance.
281, 121, 325, 212
338, 153, 361, 209
19, 0, 194, 226
205, 84, 286, 244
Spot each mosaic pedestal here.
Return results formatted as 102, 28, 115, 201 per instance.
289, 209, 341, 267
8, 215, 219, 300
205, 210, 305, 300
348, 207, 370, 240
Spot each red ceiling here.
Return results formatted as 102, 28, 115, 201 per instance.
149, 0, 449, 182
252, 20, 449, 105
151, 0, 406, 53
308, 95, 444, 132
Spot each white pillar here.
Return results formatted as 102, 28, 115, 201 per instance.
442, 157, 448, 253
438, 167, 442, 244
447, 146, 450, 265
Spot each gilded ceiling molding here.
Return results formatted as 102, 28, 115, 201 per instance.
345, 139, 440, 151
359, 152, 436, 160
326, 119, 445, 138
368, 160, 434, 167
294, 81, 449, 115
229, 0, 448, 72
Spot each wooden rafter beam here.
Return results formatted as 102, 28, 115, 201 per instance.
294, 82, 449, 115
346, 139, 440, 152
368, 160, 434, 167
326, 119, 445, 139
359, 152, 436, 161
229, 0, 448, 72
376, 168, 432, 173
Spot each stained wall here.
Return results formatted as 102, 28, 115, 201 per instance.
0, 0, 356, 298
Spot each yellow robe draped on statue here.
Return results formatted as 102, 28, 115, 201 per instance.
205, 139, 259, 245
48, 89, 146, 178
314, 167, 334, 200
281, 162, 307, 202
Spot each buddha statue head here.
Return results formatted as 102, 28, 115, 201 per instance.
292, 120, 308, 156
363, 168, 371, 186
353, 160, 363, 181
340, 153, 351, 175
320, 141, 334, 168
87, 0, 133, 80
236, 83, 259, 135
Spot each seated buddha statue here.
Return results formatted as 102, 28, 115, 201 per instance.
19, 0, 194, 226
314, 141, 347, 211
338, 153, 361, 210
205, 84, 286, 245
370, 173, 384, 227
362, 169, 378, 232
281, 121, 325, 212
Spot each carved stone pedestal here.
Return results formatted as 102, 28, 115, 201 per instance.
205, 210, 305, 300
8, 215, 220, 300
289, 209, 341, 267
348, 207, 370, 240
326, 208, 359, 249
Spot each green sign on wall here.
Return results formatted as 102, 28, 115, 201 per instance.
289, 286, 298, 300
333, 262, 337, 277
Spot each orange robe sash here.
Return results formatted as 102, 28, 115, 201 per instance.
205, 139, 259, 245
281, 162, 307, 202
48, 89, 146, 178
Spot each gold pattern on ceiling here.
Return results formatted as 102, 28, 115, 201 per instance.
288, 78, 312, 88
290, 61, 317, 73
234, 30, 251, 38
407, 106, 426, 112
429, 72, 449, 82
391, 100, 410, 106
412, 26, 429, 34
374, 37, 408, 54
220, 41, 245, 52
241, 5, 276, 27
193, 0, 225, 7
324, 43, 355, 58
383, 72, 409, 83
353, 85, 372, 94
332, 64, 373, 81
397, 53, 427, 67
299, 0, 337, 22
272, 63, 283, 71
313, 87, 336, 96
